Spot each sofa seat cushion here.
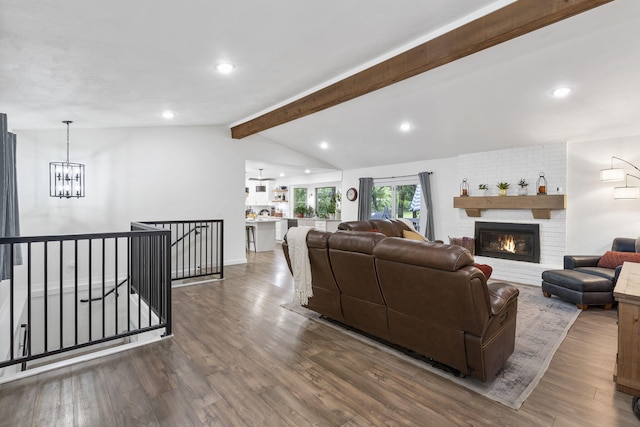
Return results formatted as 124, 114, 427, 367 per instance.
574, 266, 616, 282
542, 269, 612, 292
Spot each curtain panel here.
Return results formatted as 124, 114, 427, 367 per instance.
357, 177, 373, 221
0, 113, 22, 280
418, 171, 435, 241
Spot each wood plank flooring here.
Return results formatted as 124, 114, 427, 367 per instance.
0, 246, 637, 426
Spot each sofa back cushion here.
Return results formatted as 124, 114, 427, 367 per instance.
328, 231, 389, 339
612, 237, 637, 253
368, 219, 406, 237
328, 231, 386, 303
337, 221, 376, 232
306, 230, 340, 294
373, 238, 490, 335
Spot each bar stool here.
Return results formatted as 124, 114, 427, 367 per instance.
246, 225, 256, 252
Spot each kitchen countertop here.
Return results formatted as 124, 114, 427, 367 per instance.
245, 217, 282, 222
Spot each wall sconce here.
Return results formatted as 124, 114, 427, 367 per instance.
614, 174, 640, 199
600, 156, 639, 182
49, 121, 85, 198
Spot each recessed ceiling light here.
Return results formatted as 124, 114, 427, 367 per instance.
216, 63, 235, 74
162, 110, 175, 119
305, 169, 311, 174
552, 87, 572, 98
399, 122, 412, 132
279, 172, 285, 177
320, 141, 329, 150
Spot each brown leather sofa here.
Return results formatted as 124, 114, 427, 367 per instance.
283, 219, 519, 381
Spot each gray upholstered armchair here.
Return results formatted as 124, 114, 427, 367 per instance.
542, 237, 640, 309
564, 237, 638, 286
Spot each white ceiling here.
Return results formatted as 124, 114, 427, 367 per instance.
2, 0, 639, 173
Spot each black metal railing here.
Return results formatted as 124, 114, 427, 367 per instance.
0, 225, 171, 370
139, 220, 223, 281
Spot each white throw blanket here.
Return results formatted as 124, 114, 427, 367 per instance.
286, 226, 314, 305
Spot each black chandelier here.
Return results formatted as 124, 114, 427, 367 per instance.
49, 120, 85, 198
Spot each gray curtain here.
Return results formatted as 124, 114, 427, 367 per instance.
418, 171, 434, 241
0, 113, 22, 280
357, 177, 373, 221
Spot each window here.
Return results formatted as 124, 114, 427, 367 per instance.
294, 188, 307, 211
315, 186, 336, 218
370, 180, 420, 231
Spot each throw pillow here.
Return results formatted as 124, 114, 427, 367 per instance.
474, 263, 493, 280
403, 230, 427, 241
597, 251, 640, 269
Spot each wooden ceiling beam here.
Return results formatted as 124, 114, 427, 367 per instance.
231, 0, 613, 139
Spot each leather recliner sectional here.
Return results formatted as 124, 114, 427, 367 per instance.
283, 219, 520, 381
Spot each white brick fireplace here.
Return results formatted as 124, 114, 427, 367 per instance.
456, 143, 567, 286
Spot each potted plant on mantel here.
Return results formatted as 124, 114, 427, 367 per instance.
518, 178, 529, 196
478, 183, 488, 196
294, 205, 306, 218
497, 182, 510, 196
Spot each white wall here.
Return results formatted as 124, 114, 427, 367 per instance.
15, 125, 325, 266
341, 158, 458, 241
567, 135, 640, 254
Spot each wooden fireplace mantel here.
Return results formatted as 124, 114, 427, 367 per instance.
453, 194, 566, 219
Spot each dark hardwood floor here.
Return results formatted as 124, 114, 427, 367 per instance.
0, 246, 637, 426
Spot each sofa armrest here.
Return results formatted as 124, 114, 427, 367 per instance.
564, 255, 601, 269
614, 265, 624, 284
487, 282, 519, 316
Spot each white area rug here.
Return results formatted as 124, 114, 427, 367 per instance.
282, 283, 580, 410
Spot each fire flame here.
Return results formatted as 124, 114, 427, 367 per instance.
500, 235, 516, 253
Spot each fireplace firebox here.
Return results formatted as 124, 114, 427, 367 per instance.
474, 222, 540, 263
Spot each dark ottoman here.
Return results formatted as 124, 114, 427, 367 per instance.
541, 269, 614, 310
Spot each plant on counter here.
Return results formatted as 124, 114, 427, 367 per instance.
326, 199, 336, 216
305, 206, 315, 218
518, 178, 528, 187
294, 205, 306, 218
478, 183, 488, 190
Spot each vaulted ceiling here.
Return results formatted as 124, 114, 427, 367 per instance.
2, 0, 639, 175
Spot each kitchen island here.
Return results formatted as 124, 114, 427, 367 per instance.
245, 218, 281, 252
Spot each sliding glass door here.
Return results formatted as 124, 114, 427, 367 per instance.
371, 180, 420, 231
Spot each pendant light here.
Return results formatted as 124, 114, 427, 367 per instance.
49, 120, 85, 198
255, 168, 267, 192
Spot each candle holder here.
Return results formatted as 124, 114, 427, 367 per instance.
460, 178, 469, 197
537, 172, 547, 195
